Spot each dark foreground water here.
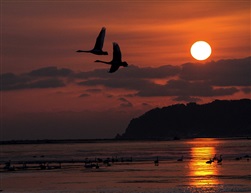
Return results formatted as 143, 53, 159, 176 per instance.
1, 138, 251, 193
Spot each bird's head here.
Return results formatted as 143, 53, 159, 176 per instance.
122, 61, 128, 67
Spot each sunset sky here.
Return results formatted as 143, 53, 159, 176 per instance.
1, 0, 250, 140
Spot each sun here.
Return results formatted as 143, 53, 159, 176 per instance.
190, 41, 212, 60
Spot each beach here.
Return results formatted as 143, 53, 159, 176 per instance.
1, 138, 251, 193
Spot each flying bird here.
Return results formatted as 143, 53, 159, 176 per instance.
76, 27, 108, 55
95, 42, 128, 73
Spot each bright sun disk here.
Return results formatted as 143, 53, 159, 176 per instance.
190, 41, 212, 60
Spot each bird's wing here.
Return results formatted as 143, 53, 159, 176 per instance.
109, 64, 120, 73
93, 27, 106, 50
112, 42, 122, 62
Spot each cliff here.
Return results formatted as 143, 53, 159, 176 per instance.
119, 99, 251, 139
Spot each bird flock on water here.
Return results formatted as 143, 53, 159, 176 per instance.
2, 153, 250, 171
205, 154, 222, 164
76, 27, 128, 73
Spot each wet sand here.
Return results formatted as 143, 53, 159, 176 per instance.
1, 159, 251, 193
1, 138, 251, 192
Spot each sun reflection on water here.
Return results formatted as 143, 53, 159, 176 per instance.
188, 140, 219, 186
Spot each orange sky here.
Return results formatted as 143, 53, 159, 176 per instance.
1, 1, 250, 140
2, 1, 250, 72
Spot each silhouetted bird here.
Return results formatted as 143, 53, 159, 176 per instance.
154, 156, 159, 166
244, 155, 250, 161
213, 154, 218, 162
235, 156, 242, 161
217, 155, 223, 164
76, 27, 108, 55
177, 156, 183, 161
84, 162, 99, 169
4, 160, 15, 171
206, 158, 213, 164
95, 42, 128, 73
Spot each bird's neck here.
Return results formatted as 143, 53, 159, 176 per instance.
95, 60, 110, 64
76, 50, 90, 52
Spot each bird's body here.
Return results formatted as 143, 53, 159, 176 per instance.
177, 156, 183, 161
154, 156, 159, 166
206, 158, 214, 164
95, 42, 128, 73
213, 154, 218, 162
217, 155, 223, 164
76, 27, 108, 55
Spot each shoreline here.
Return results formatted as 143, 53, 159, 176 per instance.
0, 136, 250, 145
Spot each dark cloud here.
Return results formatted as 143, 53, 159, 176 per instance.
1, 72, 65, 90
120, 102, 133, 108
75, 65, 181, 79
1, 66, 71, 90
1, 73, 32, 90
28, 66, 73, 77
141, 102, 152, 107
242, 87, 251, 94
79, 78, 156, 91
180, 57, 251, 86
118, 97, 129, 102
85, 88, 102, 93
1, 57, 249, 100
173, 96, 201, 103
124, 93, 137, 97
106, 94, 114, 98
121, 65, 181, 79
77, 57, 248, 99
137, 79, 239, 97
118, 97, 133, 108
28, 78, 66, 89
79, 93, 90, 97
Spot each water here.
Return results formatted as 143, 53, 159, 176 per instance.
1, 138, 251, 193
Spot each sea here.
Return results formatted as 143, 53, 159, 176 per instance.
1, 138, 251, 193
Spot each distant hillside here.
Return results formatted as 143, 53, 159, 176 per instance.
118, 99, 251, 139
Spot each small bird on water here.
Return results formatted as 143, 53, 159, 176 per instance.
177, 156, 183, 161
154, 156, 159, 166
